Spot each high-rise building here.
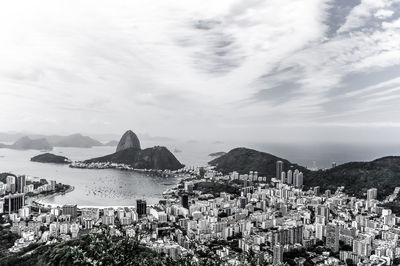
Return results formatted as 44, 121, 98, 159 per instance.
287, 170, 293, 185
332, 162, 337, 168
6, 175, 16, 193
276, 161, 283, 180
62, 204, 77, 219
16, 175, 26, 193
137, 199, 147, 216
281, 171, 286, 184
181, 194, 189, 209
316, 205, 330, 224
294, 172, 303, 188
367, 188, 377, 201
3, 193, 24, 213
326, 223, 339, 252
239, 196, 248, 209
273, 244, 284, 264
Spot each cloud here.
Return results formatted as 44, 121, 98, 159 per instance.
0, 0, 399, 142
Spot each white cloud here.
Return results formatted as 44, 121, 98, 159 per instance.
0, 0, 399, 142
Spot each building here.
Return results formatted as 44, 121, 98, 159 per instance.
137, 199, 147, 216
3, 193, 25, 214
367, 188, 377, 201
276, 161, 283, 180
16, 175, 26, 193
326, 223, 339, 252
273, 244, 284, 264
62, 204, 77, 219
294, 172, 303, 188
287, 170, 293, 185
181, 194, 189, 209
6, 175, 16, 193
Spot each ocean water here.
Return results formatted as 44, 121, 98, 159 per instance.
0, 141, 399, 206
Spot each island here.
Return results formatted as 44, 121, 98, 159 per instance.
0, 137, 52, 151
71, 130, 184, 171
30, 153, 71, 164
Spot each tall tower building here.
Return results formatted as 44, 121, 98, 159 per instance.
181, 194, 189, 209
273, 244, 284, 264
276, 161, 283, 180
281, 171, 286, 184
3, 193, 24, 214
294, 172, 303, 188
287, 170, 293, 185
6, 175, 16, 194
326, 223, 339, 252
367, 188, 377, 201
16, 175, 26, 193
136, 199, 147, 216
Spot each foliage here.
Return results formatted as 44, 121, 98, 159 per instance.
0, 232, 226, 266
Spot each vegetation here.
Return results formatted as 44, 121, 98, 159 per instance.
210, 148, 400, 199
209, 147, 308, 178
0, 217, 19, 259
194, 181, 241, 196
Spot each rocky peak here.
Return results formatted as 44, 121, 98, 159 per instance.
116, 130, 141, 152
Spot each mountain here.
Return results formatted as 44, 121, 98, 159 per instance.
116, 130, 141, 152
209, 147, 400, 199
85, 130, 183, 171
0, 136, 53, 151
31, 153, 71, 164
305, 156, 400, 199
50, 133, 103, 148
103, 140, 119, 146
85, 146, 183, 170
209, 147, 309, 177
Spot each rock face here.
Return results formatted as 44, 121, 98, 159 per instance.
85, 146, 183, 170
31, 153, 71, 164
116, 130, 141, 152
0, 136, 53, 150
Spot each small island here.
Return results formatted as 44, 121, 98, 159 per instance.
30, 153, 71, 164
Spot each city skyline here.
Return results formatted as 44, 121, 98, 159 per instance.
0, 0, 400, 143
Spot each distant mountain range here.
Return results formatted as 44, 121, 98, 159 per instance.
0, 133, 110, 150
0, 136, 53, 150
209, 147, 400, 199
84, 130, 183, 171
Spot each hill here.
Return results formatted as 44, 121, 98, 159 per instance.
209, 147, 309, 177
85, 130, 183, 171
305, 156, 400, 199
209, 147, 400, 199
0, 137, 52, 151
30, 153, 71, 164
85, 146, 183, 171
49, 133, 103, 148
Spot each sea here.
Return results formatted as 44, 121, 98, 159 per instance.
0, 140, 399, 207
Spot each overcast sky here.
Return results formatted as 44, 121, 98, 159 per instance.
0, 0, 400, 143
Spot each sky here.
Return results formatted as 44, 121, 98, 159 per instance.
0, 0, 400, 143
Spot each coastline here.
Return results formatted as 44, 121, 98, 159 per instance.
28, 185, 75, 208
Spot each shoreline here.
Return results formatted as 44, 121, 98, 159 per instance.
29, 185, 75, 207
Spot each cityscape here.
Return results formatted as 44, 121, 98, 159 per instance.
1, 0, 400, 265
1, 159, 400, 265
